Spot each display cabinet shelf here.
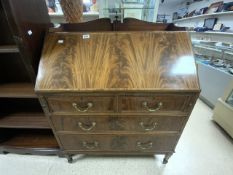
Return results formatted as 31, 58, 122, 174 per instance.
0, 83, 36, 98
0, 129, 59, 155
173, 11, 233, 23
189, 31, 233, 36
0, 45, 19, 53
0, 112, 50, 129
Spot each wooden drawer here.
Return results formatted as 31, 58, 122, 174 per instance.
46, 96, 116, 114
51, 115, 186, 133
58, 134, 178, 152
119, 94, 194, 114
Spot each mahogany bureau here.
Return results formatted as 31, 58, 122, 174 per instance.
35, 31, 200, 163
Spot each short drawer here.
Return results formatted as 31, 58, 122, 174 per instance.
51, 115, 186, 133
119, 94, 194, 114
46, 96, 116, 114
58, 134, 178, 152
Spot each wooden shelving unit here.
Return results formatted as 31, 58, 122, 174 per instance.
0, 0, 59, 155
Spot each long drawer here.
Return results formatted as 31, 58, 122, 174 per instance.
58, 134, 178, 152
51, 115, 186, 133
46, 93, 195, 115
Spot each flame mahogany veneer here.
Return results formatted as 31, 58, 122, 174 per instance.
35, 30, 200, 163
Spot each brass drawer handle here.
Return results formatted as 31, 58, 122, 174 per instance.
82, 141, 98, 149
137, 141, 153, 150
139, 122, 157, 131
78, 122, 96, 131
72, 102, 93, 112
142, 101, 163, 112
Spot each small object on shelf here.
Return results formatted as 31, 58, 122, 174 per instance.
203, 18, 218, 30
172, 12, 178, 20
211, 59, 225, 67
83, 0, 99, 13
221, 26, 230, 32
176, 7, 188, 19
228, 68, 233, 75
200, 7, 209, 14
222, 2, 233, 11
206, 1, 223, 14
213, 23, 223, 31
188, 10, 195, 17
194, 27, 209, 32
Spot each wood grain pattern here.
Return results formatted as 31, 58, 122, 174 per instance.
60, 0, 83, 23
36, 31, 199, 92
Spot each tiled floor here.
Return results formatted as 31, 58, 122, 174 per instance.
0, 100, 233, 175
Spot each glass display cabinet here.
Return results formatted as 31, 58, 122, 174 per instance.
46, 0, 160, 24
100, 0, 159, 22
192, 40, 233, 76
191, 40, 233, 108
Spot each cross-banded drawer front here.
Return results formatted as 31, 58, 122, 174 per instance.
119, 94, 194, 114
46, 96, 116, 114
58, 134, 178, 152
51, 115, 186, 133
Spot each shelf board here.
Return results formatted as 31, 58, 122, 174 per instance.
0, 45, 19, 53
173, 11, 233, 23
0, 130, 59, 155
0, 83, 37, 98
189, 31, 233, 36
0, 112, 50, 129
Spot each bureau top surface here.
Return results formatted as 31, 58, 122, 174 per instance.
35, 31, 200, 92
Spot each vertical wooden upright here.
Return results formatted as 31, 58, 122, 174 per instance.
60, 0, 83, 23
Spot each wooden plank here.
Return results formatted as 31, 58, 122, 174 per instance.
0, 112, 50, 129
0, 45, 19, 53
0, 83, 36, 98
